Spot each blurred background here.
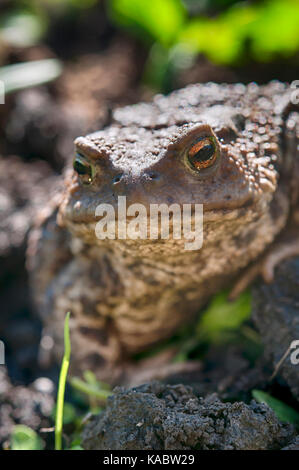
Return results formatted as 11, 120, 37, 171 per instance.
1, 0, 299, 167
1, 0, 299, 394
0, 0, 299, 449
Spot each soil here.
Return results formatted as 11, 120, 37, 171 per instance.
82, 382, 296, 450
0, 367, 54, 450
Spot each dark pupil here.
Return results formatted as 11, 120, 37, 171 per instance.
73, 157, 91, 176
191, 143, 214, 164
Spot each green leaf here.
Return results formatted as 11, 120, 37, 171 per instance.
179, 0, 299, 64
70, 376, 112, 401
179, 17, 243, 64
0, 59, 62, 95
252, 390, 299, 428
10, 425, 44, 450
196, 290, 252, 344
109, 0, 186, 47
67, 437, 84, 450
83, 370, 111, 391
249, 0, 299, 61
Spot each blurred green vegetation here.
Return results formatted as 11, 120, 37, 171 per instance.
0, 0, 299, 92
0, 0, 99, 49
195, 289, 252, 344
10, 425, 44, 450
109, 0, 299, 89
133, 289, 261, 365
172, 289, 262, 363
109, 0, 186, 48
109, 0, 299, 62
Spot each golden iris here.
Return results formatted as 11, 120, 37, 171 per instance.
187, 137, 218, 171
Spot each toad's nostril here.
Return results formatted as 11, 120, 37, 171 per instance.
148, 172, 160, 180
113, 174, 123, 184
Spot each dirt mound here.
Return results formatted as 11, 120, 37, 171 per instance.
82, 382, 296, 450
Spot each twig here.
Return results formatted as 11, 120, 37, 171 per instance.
270, 344, 292, 382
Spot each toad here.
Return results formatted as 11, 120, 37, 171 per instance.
27, 81, 299, 382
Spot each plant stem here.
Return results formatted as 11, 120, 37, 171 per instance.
55, 312, 71, 450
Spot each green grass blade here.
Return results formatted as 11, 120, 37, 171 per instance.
70, 377, 112, 401
252, 390, 299, 428
55, 312, 71, 450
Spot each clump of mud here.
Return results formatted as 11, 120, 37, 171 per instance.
82, 382, 296, 450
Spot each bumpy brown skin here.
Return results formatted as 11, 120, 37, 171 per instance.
28, 82, 299, 382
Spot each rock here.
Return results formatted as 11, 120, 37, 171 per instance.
252, 257, 299, 400
82, 382, 296, 450
282, 435, 299, 450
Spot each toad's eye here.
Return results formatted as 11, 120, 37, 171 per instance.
73, 153, 94, 184
187, 137, 218, 171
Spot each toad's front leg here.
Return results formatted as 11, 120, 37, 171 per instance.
230, 220, 299, 299
38, 250, 130, 383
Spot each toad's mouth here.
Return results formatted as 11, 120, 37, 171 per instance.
60, 191, 262, 229
58, 195, 266, 257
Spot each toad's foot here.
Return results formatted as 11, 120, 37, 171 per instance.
229, 233, 299, 300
